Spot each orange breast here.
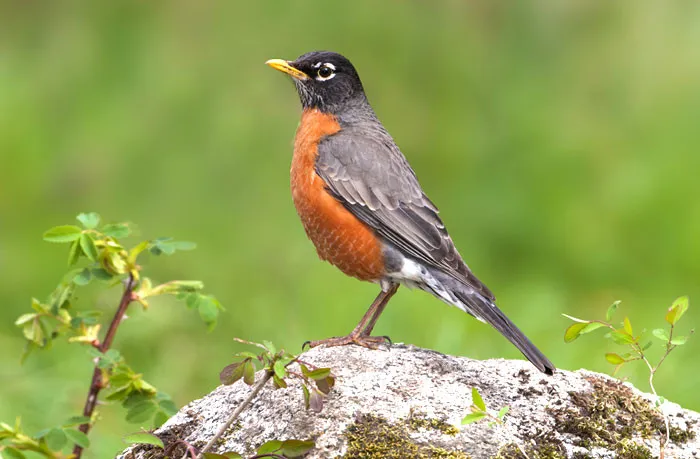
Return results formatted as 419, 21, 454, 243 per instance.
291, 109, 385, 282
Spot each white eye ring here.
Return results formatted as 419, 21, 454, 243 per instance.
315, 63, 336, 81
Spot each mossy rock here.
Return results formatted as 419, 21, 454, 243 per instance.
343, 412, 468, 459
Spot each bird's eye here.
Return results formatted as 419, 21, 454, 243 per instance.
316, 64, 335, 81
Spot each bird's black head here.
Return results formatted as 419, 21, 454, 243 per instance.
267, 51, 367, 114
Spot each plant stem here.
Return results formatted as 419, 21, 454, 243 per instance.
72, 273, 136, 458
634, 336, 671, 456
191, 370, 273, 459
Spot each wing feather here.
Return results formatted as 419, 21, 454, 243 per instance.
316, 128, 494, 301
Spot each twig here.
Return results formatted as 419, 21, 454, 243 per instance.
629, 324, 675, 458
72, 273, 136, 458
191, 370, 273, 459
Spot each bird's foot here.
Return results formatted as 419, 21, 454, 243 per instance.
303, 334, 391, 350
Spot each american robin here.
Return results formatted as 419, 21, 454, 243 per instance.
267, 51, 555, 374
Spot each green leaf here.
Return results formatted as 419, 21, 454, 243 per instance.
170, 280, 205, 292
106, 386, 132, 402
670, 336, 689, 346
73, 267, 93, 286
307, 368, 331, 380
273, 374, 287, 389
63, 416, 91, 427
64, 428, 91, 448
77, 212, 100, 229
124, 392, 152, 409
610, 330, 636, 344
80, 233, 99, 262
151, 238, 197, 255
281, 439, 315, 457
185, 293, 200, 309
68, 240, 82, 266
158, 398, 178, 416
87, 347, 102, 358
198, 297, 219, 325
1, 447, 26, 459
108, 373, 132, 390
623, 317, 633, 335
51, 283, 74, 312
91, 268, 113, 280
461, 412, 487, 425
302, 384, 310, 409
43, 225, 83, 243
605, 353, 626, 365
105, 348, 121, 362
579, 322, 605, 335
1, 421, 16, 432
35, 427, 51, 438
564, 322, 589, 343
153, 411, 169, 428
123, 432, 164, 448
45, 427, 67, 450
243, 360, 256, 385
497, 406, 509, 419
14, 313, 37, 326
169, 240, 196, 251
666, 296, 689, 325
263, 340, 277, 355
31, 297, 47, 312
126, 401, 157, 424
273, 359, 287, 379
606, 301, 621, 321
22, 317, 44, 345
102, 223, 131, 238
257, 440, 283, 455
128, 240, 150, 264
652, 328, 670, 342
641, 341, 653, 351
471, 387, 486, 411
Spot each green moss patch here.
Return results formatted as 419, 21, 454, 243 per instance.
407, 409, 460, 436
495, 375, 695, 458
495, 437, 566, 459
551, 376, 694, 456
343, 413, 469, 459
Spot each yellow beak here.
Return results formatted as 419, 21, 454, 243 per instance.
265, 59, 309, 81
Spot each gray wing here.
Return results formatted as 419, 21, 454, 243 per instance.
316, 127, 495, 301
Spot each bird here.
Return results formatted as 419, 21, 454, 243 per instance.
266, 51, 555, 374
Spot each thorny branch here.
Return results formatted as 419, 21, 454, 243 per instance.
73, 273, 136, 458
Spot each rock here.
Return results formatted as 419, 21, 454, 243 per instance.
117, 344, 699, 458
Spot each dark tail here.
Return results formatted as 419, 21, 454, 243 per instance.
427, 269, 555, 374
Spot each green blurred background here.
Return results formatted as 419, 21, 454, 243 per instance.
2, 0, 699, 456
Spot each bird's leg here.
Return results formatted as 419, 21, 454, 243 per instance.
358, 283, 399, 336
304, 283, 400, 350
